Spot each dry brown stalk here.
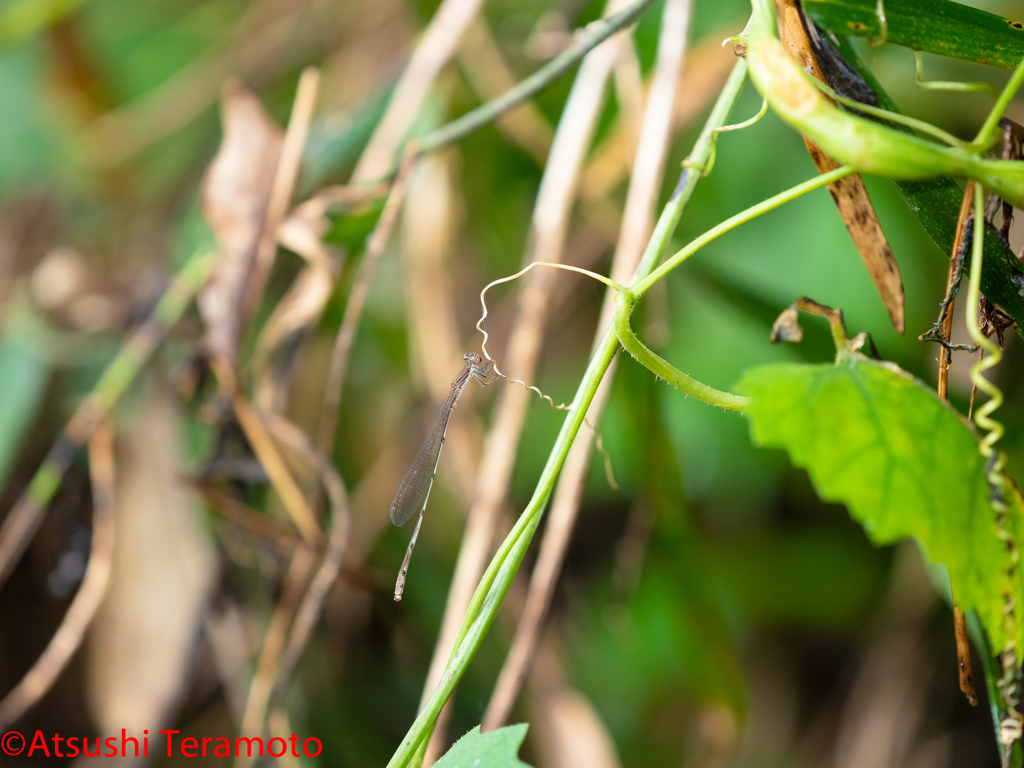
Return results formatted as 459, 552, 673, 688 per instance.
938, 182, 977, 401
418, 1, 633, 758
777, 0, 904, 332
612, 35, 645, 165
316, 150, 418, 456
0, 421, 116, 730
261, 412, 351, 712
244, 66, 322, 323
936, 182, 978, 706
483, 0, 693, 730
234, 410, 351, 758
237, 543, 318, 767
198, 485, 301, 552
580, 24, 737, 201
351, 0, 486, 182
233, 396, 321, 544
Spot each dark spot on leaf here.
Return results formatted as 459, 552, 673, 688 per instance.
1010, 20, 1024, 30
848, 21, 868, 31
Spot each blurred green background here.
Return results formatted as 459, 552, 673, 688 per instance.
1, 0, 1023, 765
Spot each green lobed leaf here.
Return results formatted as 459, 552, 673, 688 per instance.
432, 725, 532, 768
736, 355, 1024, 658
805, 0, 1024, 69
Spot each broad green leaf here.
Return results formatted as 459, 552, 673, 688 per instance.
805, 0, 1024, 69
736, 356, 1024, 658
432, 725, 532, 768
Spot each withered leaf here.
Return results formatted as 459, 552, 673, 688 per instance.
86, 388, 217, 737
198, 78, 284, 368
779, 0, 905, 333
770, 304, 804, 344
253, 204, 340, 413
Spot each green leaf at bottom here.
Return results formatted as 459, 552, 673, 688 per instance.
432, 724, 532, 768
736, 356, 1024, 658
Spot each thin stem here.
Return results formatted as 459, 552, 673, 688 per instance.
415, 0, 658, 158
632, 164, 857, 296
262, 413, 351, 716
386, 328, 619, 768
351, 0, 488, 182
244, 66, 321, 321
964, 185, 1005, 462
316, 150, 418, 456
632, 59, 749, 282
973, 57, 1024, 150
915, 51, 1000, 101
387, 51, 753, 768
809, 76, 966, 149
614, 291, 747, 410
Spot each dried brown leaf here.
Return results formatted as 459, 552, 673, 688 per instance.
85, 389, 217, 738
770, 304, 804, 343
528, 642, 623, 768
779, 0, 905, 333
198, 79, 284, 368
253, 206, 339, 413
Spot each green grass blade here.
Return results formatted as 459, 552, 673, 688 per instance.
805, 0, 1024, 69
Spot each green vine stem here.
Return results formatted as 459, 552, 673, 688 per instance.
386, 58, 752, 768
387, 329, 617, 768
632, 164, 857, 297
614, 164, 856, 408
963, 183, 1023, 757
613, 294, 747, 410
388, 56, 891, 765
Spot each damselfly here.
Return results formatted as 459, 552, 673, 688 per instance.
391, 353, 497, 601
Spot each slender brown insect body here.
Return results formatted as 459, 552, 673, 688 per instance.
391, 353, 496, 601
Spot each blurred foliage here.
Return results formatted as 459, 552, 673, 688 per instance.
0, 0, 1023, 766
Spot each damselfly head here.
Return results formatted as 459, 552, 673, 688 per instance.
464, 352, 482, 365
